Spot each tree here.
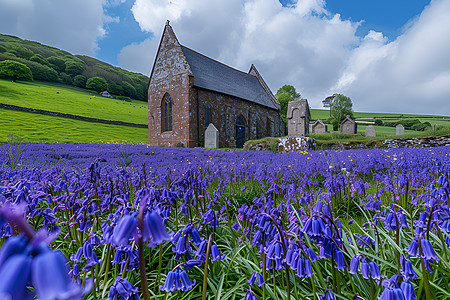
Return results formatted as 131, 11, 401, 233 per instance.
72, 75, 87, 88
275, 85, 301, 126
0, 60, 33, 81
65, 60, 84, 76
330, 94, 353, 130
86, 76, 108, 93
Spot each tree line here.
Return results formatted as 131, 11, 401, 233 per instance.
0, 34, 148, 101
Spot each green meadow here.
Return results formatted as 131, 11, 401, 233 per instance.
0, 79, 148, 124
0, 108, 147, 143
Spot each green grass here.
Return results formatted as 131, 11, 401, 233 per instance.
0, 79, 148, 124
0, 108, 148, 143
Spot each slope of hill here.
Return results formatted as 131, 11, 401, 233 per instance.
0, 33, 148, 101
0, 79, 148, 124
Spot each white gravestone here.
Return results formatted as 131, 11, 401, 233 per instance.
205, 123, 219, 148
396, 124, 405, 136
365, 125, 376, 137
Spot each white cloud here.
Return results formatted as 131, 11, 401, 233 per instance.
337, 0, 450, 114
122, 0, 450, 115
0, 0, 112, 55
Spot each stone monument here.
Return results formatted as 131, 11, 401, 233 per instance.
396, 124, 405, 136
340, 115, 357, 134
287, 99, 310, 136
311, 120, 327, 133
205, 123, 219, 148
365, 125, 376, 137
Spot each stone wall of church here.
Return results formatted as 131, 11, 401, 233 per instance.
189, 87, 284, 148
148, 25, 193, 147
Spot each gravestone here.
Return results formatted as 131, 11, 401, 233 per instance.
205, 123, 219, 148
396, 124, 405, 136
286, 99, 310, 136
365, 125, 376, 137
312, 120, 327, 133
340, 115, 357, 134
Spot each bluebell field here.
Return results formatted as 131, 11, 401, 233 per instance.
0, 143, 449, 300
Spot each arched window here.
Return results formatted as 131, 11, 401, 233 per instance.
163, 93, 172, 132
205, 104, 210, 128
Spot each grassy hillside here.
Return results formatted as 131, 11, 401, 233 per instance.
0, 79, 148, 124
0, 108, 147, 143
0, 33, 148, 101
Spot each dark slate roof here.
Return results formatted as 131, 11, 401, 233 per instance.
180, 46, 279, 110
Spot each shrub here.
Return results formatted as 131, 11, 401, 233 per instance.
0, 60, 33, 81
108, 83, 124, 96
86, 76, 108, 93
59, 72, 72, 85
72, 75, 87, 88
374, 119, 383, 126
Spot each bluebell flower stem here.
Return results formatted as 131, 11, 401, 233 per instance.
155, 243, 163, 293
138, 209, 151, 300
392, 211, 401, 272
261, 213, 291, 300
202, 235, 213, 300
93, 265, 98, 300
418, 234, 432, 300
101, 245, 112, 292
262, 251, 266, 300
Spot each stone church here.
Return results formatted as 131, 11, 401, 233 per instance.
147, 21, 284, 148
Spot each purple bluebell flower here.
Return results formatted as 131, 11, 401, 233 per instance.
244, 289, 259, 300
160, 268, 196, 292
406, 239, 419, 257
248, 271, 265, 287
320, 286, 335, 300
189, 227, 203, 245
210, 243, 225, 261
400, 280, 417, 300
349, 255, 359, 274
0, 254, 32, 300
296, 256, 313, 278
32, 250, 92, 300
369, 261, 381, 280
400, 255, 418, 280
183, 259, 203, 270
379, 285, 405, 300
143, 210, 171, 247
108, 276, 139, 300
112, 215, 138, 247
302, 216, 330, 239
334, 250, 346, 269
420, 238, 439, 261
0, 235, 28, 269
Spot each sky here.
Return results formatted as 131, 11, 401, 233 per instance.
1, 0, 449, 116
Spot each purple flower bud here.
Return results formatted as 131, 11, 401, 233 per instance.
210, 243, 225, 262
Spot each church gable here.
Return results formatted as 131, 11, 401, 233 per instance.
148, 22, 192, 88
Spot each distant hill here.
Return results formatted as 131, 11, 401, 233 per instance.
0, 34, 148, 101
